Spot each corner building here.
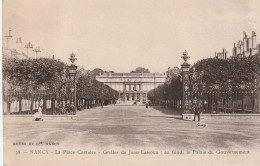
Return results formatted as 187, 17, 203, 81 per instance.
232, 31, 260, 58
96, 73, 166, 103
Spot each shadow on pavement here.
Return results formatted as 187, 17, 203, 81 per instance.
141, 115, 183, 121
152, 106, 183, 115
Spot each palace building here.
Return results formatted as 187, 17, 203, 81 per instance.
215, 48, 227, 60
232, 31, 260, 58
96, 72, 166, 102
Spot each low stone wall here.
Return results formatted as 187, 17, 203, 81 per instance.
182, 113, 260, 120
3, 115, 78, 121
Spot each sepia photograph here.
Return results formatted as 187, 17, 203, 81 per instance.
2, 0, 260, 165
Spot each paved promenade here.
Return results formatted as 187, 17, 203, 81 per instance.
4, 105, 260, 150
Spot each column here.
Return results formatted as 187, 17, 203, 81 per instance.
181, 50, 191, 114
124, 93, 127, 101
129, 93, 132, 101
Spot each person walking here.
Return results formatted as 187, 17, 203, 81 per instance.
193, 102, 202, 122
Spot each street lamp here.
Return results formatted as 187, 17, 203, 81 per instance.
181, 50, 191, 114
68, 52, 78, 114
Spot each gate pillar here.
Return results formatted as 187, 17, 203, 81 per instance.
181, 50, 191, 114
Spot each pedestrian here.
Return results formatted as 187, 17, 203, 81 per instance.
193, 102, 202, 122
70, 102, 76, 115
145, 102, 149, 108
148, 101, 151, 108
34, 105, 43, 121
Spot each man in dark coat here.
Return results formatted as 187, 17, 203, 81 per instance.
193, 102, 202, 122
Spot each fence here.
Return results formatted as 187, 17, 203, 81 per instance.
2, 92, 116, 115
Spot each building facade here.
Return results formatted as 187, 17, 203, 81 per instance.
2, 48, 28, 59
215, 48, 227, 60
232, 31, 260, 58
96, 72, 166, 102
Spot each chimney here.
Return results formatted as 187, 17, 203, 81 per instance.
243, 32, 248, 51
243, 31, 247, 38
252, 31, 257, 48
240, 40, 244, 53
233, 43, 237, 56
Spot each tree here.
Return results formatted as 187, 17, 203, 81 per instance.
165, 67, 181, 84
2, 58, 66, 87
76, 75, 119, 100
149, 55, 260, 102
130, 67, 150, 73
192, 56, 260, 85
91, 68, 104, 77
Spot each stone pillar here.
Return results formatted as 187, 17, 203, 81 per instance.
129, 93, 132, 101
243, 32, 248, 52
134, 93, 137, 100
124, 93, 127, 101
181, 50, 191, 114
252, 31, 257, 48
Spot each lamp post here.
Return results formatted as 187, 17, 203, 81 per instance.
181, 50, 191, 113
68, 52, 78, 114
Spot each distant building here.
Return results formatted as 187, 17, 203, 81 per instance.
232, 31, 260, 58
96, 72, 166, 102
215, 49, 227, 60
2, 48, 28, 59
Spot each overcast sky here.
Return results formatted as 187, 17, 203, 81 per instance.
2, 0, 260, 73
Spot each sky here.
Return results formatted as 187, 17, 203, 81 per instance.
2, 0, 260, 73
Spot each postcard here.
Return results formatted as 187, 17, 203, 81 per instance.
2, 0, 260, 166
